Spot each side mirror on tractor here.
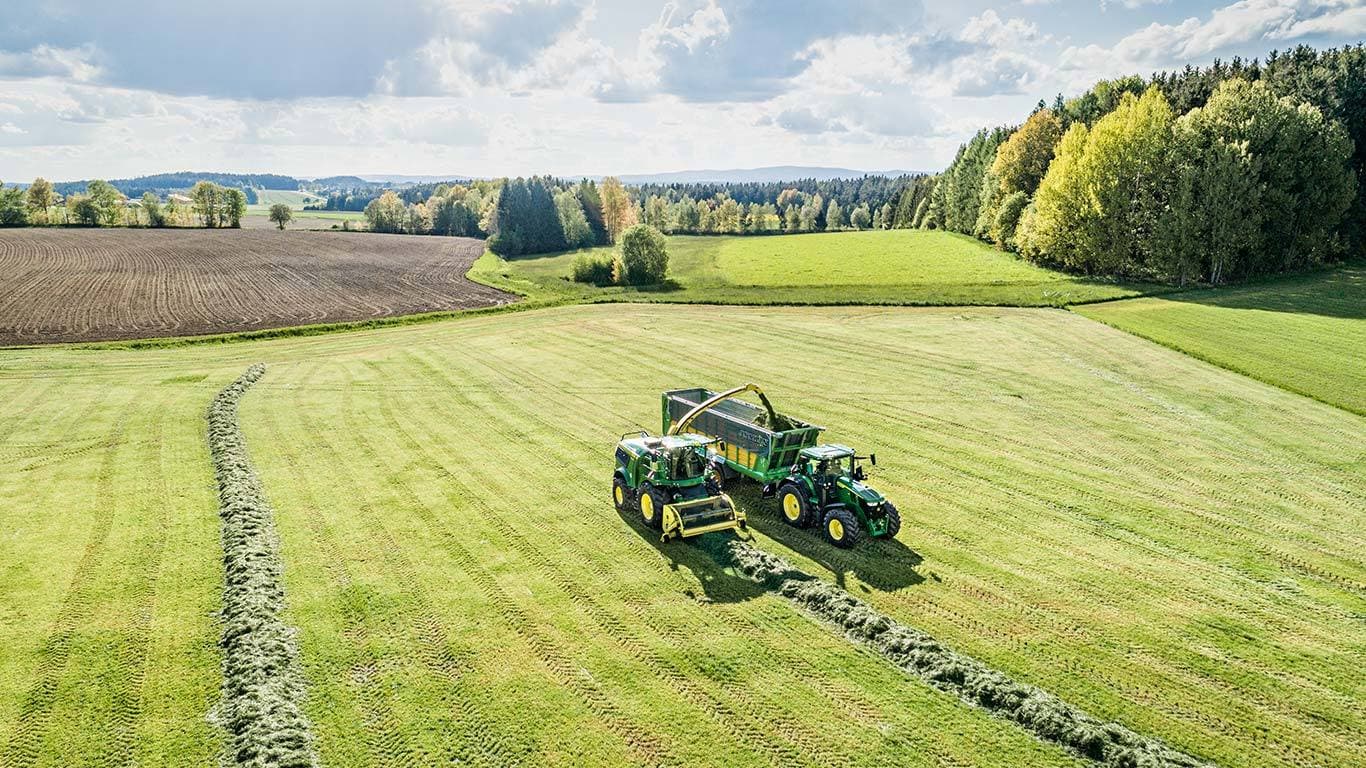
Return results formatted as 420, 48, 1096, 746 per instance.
870, 453, 877, 466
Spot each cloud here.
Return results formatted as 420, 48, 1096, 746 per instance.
1061, 0, 1366, 83
600, 0, 925, 103
0, 44, 101, 82
951, 52, 1046, 97
773, 107, 848, 134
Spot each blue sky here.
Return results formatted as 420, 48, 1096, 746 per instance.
0, 0, 1362, 180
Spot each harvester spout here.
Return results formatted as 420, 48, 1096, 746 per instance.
669, 383, 782, 436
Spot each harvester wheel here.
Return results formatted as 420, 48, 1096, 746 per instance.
822, 507, 862, 548
777, 484, 813, 528
639, 483, 664, 531
613, 476, 634, 512
884, 502, 902, 538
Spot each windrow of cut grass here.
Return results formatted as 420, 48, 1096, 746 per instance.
709, 538, 1207, 768
1075, 262, 1366, 415
207, 365, 316, 767
470, 230, 1161, 308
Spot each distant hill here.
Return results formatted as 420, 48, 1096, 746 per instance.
615, 166, 922, 184
354, 174, 477, 184
53, 172, 300, 198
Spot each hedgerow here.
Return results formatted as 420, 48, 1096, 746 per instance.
208, 365, 317, 767
708, 538, 1210, 768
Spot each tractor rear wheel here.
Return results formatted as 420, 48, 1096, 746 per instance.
613, 476, 634, 512
777, 484, 813, 528
639, 483, 664, 531
883, 501, 901, 538
822, 507, 862, 548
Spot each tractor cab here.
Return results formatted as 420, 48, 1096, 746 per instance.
777, 444, 901, 548
613, 432, 744, 541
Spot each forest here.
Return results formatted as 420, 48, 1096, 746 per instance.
925, 44, 1362, 284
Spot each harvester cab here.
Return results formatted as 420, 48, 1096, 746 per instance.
613, 432, 745, 542
776, 444, 901, 549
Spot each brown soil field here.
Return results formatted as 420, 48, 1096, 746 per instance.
0, 228, 513, 345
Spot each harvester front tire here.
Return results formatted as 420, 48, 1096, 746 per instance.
639, 483, 665, 531
778, 484, 813, 528
822, 507, 862, 549
613, 476, 634, 512
883, 502, 902, 538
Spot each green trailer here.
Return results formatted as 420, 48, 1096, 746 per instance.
663, 386, 901, 548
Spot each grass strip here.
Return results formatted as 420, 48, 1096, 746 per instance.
207, 365, 317, 767
705, 538, 1211, 768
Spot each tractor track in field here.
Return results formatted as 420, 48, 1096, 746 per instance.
398, 352, 841, 765
395, 349, 949, 767
621, 323, 1356, 756
207, 365, 317, 768
0, 401, 134, 766
342, 371, 673, 766
404, 341, 978, 763
413, 337, 1224, 768
435, 329, 975, 759
281, 365, 520, 767
255, 373, 420, 768
104, 401, 174, 766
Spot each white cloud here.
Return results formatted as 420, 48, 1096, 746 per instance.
0, 45, 102, 82
1061, 0, 1366, 85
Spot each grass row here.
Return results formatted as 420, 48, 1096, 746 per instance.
208, 365, 316, 767
712, 538, 1207, 767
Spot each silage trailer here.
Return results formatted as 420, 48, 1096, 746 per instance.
663, 385, 901, 548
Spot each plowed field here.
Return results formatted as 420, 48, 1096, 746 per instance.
0, 228, 513, 345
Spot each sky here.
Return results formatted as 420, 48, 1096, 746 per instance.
0, 0, 1363, 181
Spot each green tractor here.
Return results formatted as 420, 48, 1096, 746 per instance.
613, 432, 745, 542
772, 444, 899, 548
662, 386, 901, 548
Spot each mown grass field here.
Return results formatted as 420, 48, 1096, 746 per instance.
248, 190, 326, 209
0, 363, 224, 765
1077, 263, 1366, 415
3, 303, 1360, 766
472, 230, 1159, 307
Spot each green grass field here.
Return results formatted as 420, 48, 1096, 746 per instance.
1077, 263, 1366, 415
2, 304, 1361, 766
472, 230, 1160, 307
249, 189, 326, 209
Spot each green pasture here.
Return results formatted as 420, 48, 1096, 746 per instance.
1, 303, 1361, 766
1077, 263, 1366, 415
249, 189, 326, 209
471, 230, 1160, 307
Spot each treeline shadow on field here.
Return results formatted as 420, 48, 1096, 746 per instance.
1163, 262, 1365, 320
617, 484, 926, 604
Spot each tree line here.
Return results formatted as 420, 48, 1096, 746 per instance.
0, 178, 248, 228
924, 44, 1361, 285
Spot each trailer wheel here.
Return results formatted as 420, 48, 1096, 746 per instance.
778, 484, 813, 528
883, 501, 901, 538
822, 507, 862, 548
639, 483, 664, 531
613, 476, 634, 512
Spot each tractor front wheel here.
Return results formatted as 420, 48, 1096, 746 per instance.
778, 484, 814, 528
639, 483, 664, 531
883, 501, 901, 538
613, 476, 634, 512
822, 507, 862, 548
